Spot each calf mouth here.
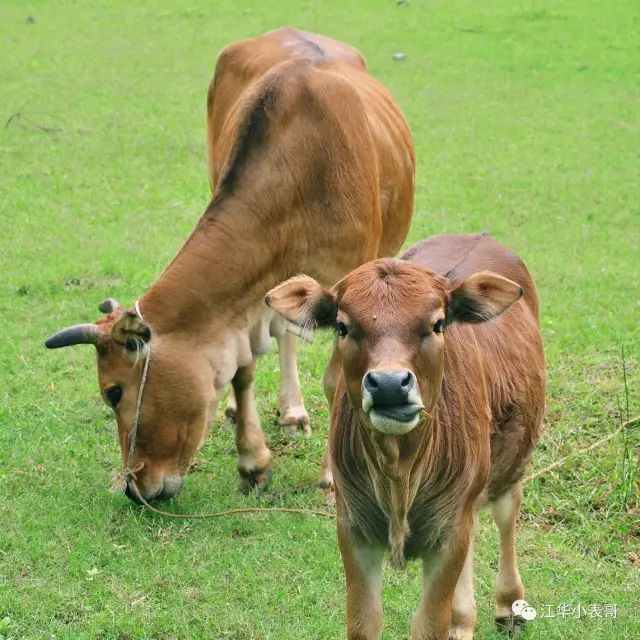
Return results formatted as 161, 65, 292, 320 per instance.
368, 403, 423, 435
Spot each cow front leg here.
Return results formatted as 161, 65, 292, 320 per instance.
492, 483, 525, 634
411, 518, 471, 640
276, 331, 310, 437
337, 512, 384, 640
232, 360, 272, 490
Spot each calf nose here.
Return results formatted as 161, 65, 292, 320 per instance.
363, 370, 415, 406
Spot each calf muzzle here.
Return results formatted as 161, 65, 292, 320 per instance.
362, 369, 424, 435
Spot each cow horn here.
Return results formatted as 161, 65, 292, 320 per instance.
98, 298, 121, 314
45, 323, 101, 349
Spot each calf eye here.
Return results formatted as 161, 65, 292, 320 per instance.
105, 385, 123, 408
335, 321, 348, 337
433, 319, 444, 334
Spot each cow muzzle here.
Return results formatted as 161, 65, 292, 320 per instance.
125, 474, 186, 503
361, 369, 424, 435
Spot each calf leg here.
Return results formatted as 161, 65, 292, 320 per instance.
232, 360, 272, 490
319, 340, 341, 490
491, 483, 525, 632
276, 331, 311, 437
337, 514, 384, 640
450, 513, 478, 639
412, 516, 471, 640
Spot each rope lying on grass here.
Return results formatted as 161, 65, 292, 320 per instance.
522, 415, 639, 483
124, 415, 638, 521
125, 476, 336, 519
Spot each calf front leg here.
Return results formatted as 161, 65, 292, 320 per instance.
276, 331, 310, 437
450, 513, 478, 640
412, 517, 472, 640
337, 512, 384, 640
492, 483, 525, 633
232, 360, 272, 490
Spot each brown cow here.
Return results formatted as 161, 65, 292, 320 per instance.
44, 29, 414, 502
266, 233, 546, 640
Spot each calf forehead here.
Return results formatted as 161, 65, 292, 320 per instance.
337, 259, 448, 320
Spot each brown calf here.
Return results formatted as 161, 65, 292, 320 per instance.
267, 234, 546, 640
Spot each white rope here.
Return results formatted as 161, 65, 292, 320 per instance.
124, 300, 150, 482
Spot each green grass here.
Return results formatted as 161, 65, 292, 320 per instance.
1, 0, 638, 638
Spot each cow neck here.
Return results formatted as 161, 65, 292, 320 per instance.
139, 197, 292, 337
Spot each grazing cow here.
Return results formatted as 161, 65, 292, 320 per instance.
44, 29, 414, 502
266, 234, 546, 640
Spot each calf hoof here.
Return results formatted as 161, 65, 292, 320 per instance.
448, 623, 474, 639
238, 466, 272, 493
279, 411, 311, 438
495, 615, 526, 635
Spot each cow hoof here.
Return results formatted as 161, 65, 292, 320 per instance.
279, 411, 311, 438
238, 466, 272, 493
495, 615, 526, 635
223, 411, 236, 431
318, 467, 334, 492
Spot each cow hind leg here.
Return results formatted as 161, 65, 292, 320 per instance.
276, 331, 310, 437
232, 360, 273, 491
492, 482, 526, 634
223, 387, 237, 429
319, 340, 341, 492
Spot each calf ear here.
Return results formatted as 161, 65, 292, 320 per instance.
448, 271, 523, 324
111, 312, 151, 351
265, 276, 337, 331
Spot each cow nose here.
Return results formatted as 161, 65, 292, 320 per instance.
124, 482, 142, 504
363, 369, 416, 406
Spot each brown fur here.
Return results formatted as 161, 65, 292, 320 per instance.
46, 29, 415, 501
267, 233, 546, 639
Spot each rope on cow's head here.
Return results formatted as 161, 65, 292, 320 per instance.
109, 300, 151, 494
109, 300, 336, 520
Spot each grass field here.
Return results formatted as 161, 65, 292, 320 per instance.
1, 0, 638, 638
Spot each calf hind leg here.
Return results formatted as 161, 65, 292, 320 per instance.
492, 482, 526, 634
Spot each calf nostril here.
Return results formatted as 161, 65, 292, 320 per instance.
400, 371, 415, 392
364, 371, 379, 391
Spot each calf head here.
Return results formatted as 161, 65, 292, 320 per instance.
45, 299, 232, 502
267, 259, 522, 436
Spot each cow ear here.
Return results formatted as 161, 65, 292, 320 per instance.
266, 276, 337, 331
111, 312, 151, 352
447, 271, 523, 324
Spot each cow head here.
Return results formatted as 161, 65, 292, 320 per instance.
45, 298, 236, 502
266, 259, 522, 436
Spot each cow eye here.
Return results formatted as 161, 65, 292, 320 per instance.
335, 321, 348, 337
433, 319, 444, 334
105, 385, 123, 408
